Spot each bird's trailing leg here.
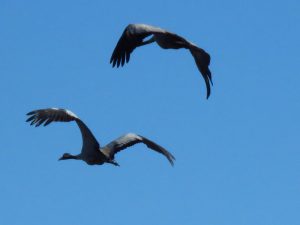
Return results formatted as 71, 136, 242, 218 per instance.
109, 160, 120, 167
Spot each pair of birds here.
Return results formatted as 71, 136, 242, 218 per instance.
26, 24, 212, 167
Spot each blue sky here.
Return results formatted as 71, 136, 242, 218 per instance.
0, 0, 299, 224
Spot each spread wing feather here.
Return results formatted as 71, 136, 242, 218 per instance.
110, 24, 165, 67
189, 46, 212, 99
102, 133, 175, 166
26, 108, 100, 151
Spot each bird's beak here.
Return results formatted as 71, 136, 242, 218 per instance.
58, 156, 63, 161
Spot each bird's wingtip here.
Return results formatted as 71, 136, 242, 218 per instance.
169, 154, 176, 166
170, 160, 175, 167
26, 111, 35, 116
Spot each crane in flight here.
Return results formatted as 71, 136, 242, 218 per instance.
110, 23, 212, 99
26, 108, 175, 167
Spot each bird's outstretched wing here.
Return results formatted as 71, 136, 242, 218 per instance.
110, 24, 165, 67
189, 46, 212, 99
102, 133, 175, 166
26, 108, 100, 151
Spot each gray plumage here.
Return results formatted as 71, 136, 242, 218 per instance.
110, 23, 212, 99
26, 108, 175, 166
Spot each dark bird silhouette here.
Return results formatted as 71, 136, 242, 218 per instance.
26, 108, 175, 166
110, 23, 212, 98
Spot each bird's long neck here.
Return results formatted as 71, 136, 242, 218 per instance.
62, 153, 80, 160
68, 154, 80, 160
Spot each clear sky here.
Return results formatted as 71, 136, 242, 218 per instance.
0, 0, 299, 224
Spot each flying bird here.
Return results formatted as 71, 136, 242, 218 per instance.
26, 108, 175, 166
110, 23, 212, 98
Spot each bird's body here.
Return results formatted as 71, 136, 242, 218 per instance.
154, 33, 185, 49
26, 108, 175, 167
110, 24, 212, 98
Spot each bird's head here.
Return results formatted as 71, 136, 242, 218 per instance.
59, 153, 77, 160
